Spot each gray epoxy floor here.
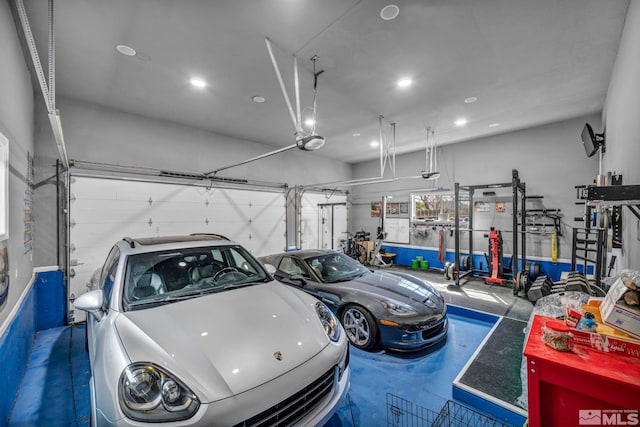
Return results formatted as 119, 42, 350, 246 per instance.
384, 265, 534, 321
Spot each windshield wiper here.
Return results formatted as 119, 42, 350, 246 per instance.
127, 289, 218, 309
128, 294, 194, 307
220, 282, 259, 290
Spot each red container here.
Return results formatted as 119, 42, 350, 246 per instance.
524, 314, 640, 427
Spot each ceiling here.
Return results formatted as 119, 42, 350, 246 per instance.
20, 0, 629, 164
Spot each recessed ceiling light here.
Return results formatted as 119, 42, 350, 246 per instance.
304, 118, 315, 127
488, 122, 500, 128
397, 78, 412, 88
190, 78, 207, 89
352, 133, 361, 137
252, 96, 265, 103
380, 4, 400, 21
464, 96, 478, 104
370, 140, 379, 147
116, 44, 136, 56
454, 118, 468, 127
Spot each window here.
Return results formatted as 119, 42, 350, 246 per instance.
229, 247, 260, 275
278, 257, 308, 277
0, 132, 8, 240
411, 192, 469, 222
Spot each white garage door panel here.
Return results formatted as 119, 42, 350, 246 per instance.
69, 176, 285, 322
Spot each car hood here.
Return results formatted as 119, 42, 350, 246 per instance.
115, 282, 329, 403
341, 271, 444, 312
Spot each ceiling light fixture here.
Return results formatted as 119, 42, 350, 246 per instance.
352, 133, 361, 137
464, 96, 478, 104
297, 135, 325, 151
370, 140, 379, 147
454, 118, 468, 127
203, 39, 327, 177
116, 44, 136, 56
190, 78, 207, 88
252, 96, 266, 103
489, 122, 500, 128
397, 78, 412, 88
380, 4, 400, 21
304, 118, 315, 127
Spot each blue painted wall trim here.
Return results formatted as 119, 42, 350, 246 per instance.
452, 385, 527, 427
381, 244, 576, 282
35, 270, 66, 331
0, 270, 66, 425
0, 284, 36, 425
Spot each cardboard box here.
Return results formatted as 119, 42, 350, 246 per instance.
600, 277, 640, 339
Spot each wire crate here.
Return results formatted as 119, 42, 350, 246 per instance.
386, 393, 512, 427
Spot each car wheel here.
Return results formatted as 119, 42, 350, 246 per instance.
341, 305, 378, 350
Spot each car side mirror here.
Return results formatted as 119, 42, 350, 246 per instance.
289, 274, 307, 286
263, 263, 277, 275
74, 290, 106, 322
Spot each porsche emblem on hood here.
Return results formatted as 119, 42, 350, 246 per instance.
274, 351, 283, 361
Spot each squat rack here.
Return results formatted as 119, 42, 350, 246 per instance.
453, 169, 527, 286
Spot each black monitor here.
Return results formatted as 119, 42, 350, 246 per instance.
581, 123, 605, 158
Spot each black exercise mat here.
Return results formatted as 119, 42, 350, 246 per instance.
457, 316, 527, 409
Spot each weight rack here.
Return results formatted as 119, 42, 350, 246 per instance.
453, 169, 527, 287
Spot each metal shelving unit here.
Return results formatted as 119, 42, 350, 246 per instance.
572, 184, 640, 287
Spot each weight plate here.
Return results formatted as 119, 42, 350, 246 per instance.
532, 263, 541, 279
460, 256, 470, 271
444, 262, 451, 280
523, 272, 532, 294
448, 263, 457, 279
514, 272, 521, 295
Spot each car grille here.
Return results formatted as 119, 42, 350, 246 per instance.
421, 318, 446, 340
233, 366, 336, 427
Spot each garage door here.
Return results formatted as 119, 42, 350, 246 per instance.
68, 176, 286, 322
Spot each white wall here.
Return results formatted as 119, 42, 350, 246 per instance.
33, 97, 352, 266
603, 0, 640, 269
350, 114, 602, 261
0, 0, 35, 327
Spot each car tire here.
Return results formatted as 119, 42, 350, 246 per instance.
341, 305, 378, 351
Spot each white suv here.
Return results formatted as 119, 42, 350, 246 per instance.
74, 234, 350, 426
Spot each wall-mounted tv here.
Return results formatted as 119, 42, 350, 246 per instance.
581, 123, 605, 158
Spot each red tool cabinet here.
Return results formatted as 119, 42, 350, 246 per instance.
523, 314, 640, 427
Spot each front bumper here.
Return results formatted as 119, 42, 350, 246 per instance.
93, 341, 350, 426
379, 315, 449, 351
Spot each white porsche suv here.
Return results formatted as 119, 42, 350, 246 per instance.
74, 234, 350, 426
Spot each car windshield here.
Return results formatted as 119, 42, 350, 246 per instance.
305, 252, 369, 283
123, 245, 269, 311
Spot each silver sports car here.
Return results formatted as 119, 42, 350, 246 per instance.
261, 249, 448, 351
74, 235, 350, 426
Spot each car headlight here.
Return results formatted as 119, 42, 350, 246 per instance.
380, 300, 418, 316
315, 301, 341, 342
119, 363, 199, 422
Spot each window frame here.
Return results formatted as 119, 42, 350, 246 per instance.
0, 132, 8, 240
